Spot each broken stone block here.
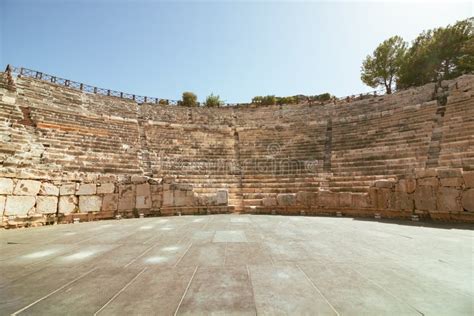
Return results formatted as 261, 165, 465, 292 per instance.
59, 196, 77, 214
136, 195, 152, 209
102, 194, 118, 211
437, 187, 462, 212
13, 180, 41, 196
79, 195, 102, 213
76, 183, 96, 195
217, 190, 228, 205
0, 178, 14, 194
463, 172, 474, 189
376, 188, 392, 210
414, 185, 437, 211
60, 183, 76, 196
39, 183, 59, 196
36, 196, 58, 214
97, 183, 115, 194
277, 193, 296, 206
462, 189, 474, 212
440, 177, 464, 188
5, 196, 36, 216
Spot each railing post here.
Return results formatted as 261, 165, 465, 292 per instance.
144, 96, 147, 103
120, 92, 123, 98
80, 83, 83, 90
94, 87, 97, 94
133, 95, 135, 101
107, 89, 110, 96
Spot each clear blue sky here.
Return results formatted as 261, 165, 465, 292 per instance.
1, 0, 472, 103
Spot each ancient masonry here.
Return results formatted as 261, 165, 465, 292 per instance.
0, 69, 473, 228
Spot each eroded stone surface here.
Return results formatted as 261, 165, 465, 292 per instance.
13, 180, 41, 196
39, 183, 59, 196
0, 178, 14, 195
36, 196, 58, 214
59, 195, 78, 214
5, 196, 36, 216
79, 195, 102, 212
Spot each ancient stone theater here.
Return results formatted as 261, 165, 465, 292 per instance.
1, 66, 473, 225
0, 66, 473, 315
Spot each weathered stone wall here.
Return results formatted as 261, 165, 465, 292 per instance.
0, 175, 230, 228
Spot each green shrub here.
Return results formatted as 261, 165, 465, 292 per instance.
252, 95, 276, 105
158, 99, 169, 105
180, 91, 198, 107
204, 93, 223, 107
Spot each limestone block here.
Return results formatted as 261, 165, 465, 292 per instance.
414, 186, 437, 211
463, 172, 474, 189
437, 168, 463, 179
440, 177, 463, 188
394, 192, 414, 211
131, 175, 149, 183
0, 196, 6, 215
60, 183, 76, 196
119, 184, 135, 198
277, 194, 296, 206
0, 178, 14, 194
79, 195, 102, 213
150, 184, 162, 194
185, 191, 195, 205
368, 188, 377, 207
397, 179, 416, 194
318, 191, 339, 208
102, 194, 118, 211
39, 183, 59, 196
136, 183, 150, 196
339, 193, 353, 208
262, 196, 277, 207
376, 188, 392, 210
352, 193, 369, 209
201, 194, 217, 206
462, 189, 474, 212
163, 190, 173, 206
97, 183, 115, 194
437, 187, 462, 212
415, 169, 437, 179
118, 196, 135, 211
375, 180, 395, 189
59, 196, 77, 214
36, 196, 58, 214
296, 192, 315, 206
76, 184, 96, 195
13, 180, 41, 196
216, 190, 228, 205
5, 196, 36, 216
136, 195, 152, 209
418, 177, 438, 187
174, 190, 187, 207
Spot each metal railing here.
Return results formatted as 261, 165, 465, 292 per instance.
5, 65, 385, 106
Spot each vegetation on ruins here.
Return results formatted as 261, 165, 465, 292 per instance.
179, 91, 198, 107
158, 99, 169, 105
204, 93, 224, 107
398, 19, 474, 89
360, 36, 407, 94
361, 18, 473, 93
251, 93, 334, 106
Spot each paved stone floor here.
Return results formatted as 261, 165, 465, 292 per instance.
0, 215, 473, 315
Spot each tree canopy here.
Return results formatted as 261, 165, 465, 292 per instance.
361, 36, 407, 94
361, 18, 473, 93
